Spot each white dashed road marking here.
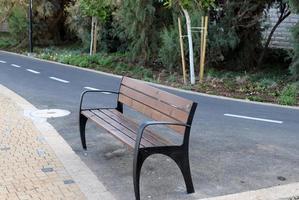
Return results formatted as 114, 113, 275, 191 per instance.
84, 87, 99, 91
26, 69, 40, 74
224, 114, 283, 124
0, 60, 7, 63
49, 77, 70, 83
11, 64, 21, 68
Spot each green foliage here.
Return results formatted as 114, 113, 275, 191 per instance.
65, 1, 90, 49
117, 0, 173, 64
8, 6, 27, 43
118, 0, 157, 64
163, 0, 215, 11
289, 1, 299, 80
36, 48, 154, 80
158, 9, 204, 72
79, 0, 110, 20
32, 0, 69, 45
65, 0, 120, 53
289, 0, 299, 12
0, 33, 17, 48
290, 60, 299, 80
158, 26, 180, 71
247, 95, 264, 102
208, 0, 270, 70
278, 84, 298, 105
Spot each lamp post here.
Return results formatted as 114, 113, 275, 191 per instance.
28, 0, 33, 53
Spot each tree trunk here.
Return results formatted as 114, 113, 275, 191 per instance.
257, 9, 291, 67
90, 17, 95, 55
182, 8, 195, 85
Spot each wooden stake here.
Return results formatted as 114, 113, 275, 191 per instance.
199, 16, 204, 80
178, 17, 187, 84
200, 16, 209, 82
93, 18, 98, 54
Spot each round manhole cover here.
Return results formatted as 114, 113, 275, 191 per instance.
30, 109, 71, 118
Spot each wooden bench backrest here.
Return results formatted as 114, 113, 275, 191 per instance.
118, 77, 196, 134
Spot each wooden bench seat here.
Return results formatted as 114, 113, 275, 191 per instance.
79, 77, 197, 200
81, 108, 172, 148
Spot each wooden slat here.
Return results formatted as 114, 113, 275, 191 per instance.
121, 77, 193, 112
91, 110, 154, 147
118, 95, 186, 134
103, 109, 173, 146
101, 109, 164, 146
81, 110, 137, 148
120, 86, 189, 123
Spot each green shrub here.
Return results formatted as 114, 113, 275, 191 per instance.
158, 27, 180, 71
8, 6, 27, 43
290, 60, 299, 81
290, 17, 299, 80
257, 78, 277, 89
0, 34, 16, 48
248, 96, 264, 102
278, 85, 298, 106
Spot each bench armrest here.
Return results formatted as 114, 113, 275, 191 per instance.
79, 90, 119, 111
133, 121, 190, 176
134, 121, 190, 150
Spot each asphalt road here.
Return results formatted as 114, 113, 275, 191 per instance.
1, 50, 299, 200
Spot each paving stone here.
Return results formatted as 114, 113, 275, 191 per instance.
63, 179, 75, 185
0, 95, 86, 199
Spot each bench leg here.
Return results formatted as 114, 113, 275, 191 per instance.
79, 114, 88, 150
133, 150, 147, 200
171, 150, 195, 194
134, 146, 195, 197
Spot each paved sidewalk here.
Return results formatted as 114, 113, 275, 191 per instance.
0, 86, 115, 200
0, 95, 86, 199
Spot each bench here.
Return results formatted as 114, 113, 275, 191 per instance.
79, 77, 197, 200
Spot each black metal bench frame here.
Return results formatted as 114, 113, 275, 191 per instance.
79, 78, 197, 200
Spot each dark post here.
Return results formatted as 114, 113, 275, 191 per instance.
28, 0, 33, 53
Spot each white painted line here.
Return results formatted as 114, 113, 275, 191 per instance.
84, 86, 99, 91
84, 87, 112, 94
102, 92, 112, 95
224, 114, 283, 124
26, 69, 40, 74
11, 64, 21, 68
2, 50, 299, 111
49, 76, 69, 83
0, 60, 7, 63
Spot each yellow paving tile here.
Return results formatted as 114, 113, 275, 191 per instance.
0, 96, 86, 200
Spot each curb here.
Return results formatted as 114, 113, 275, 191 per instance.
197, 182, 299, 200
0, 84, 116, 200
1, 50, 298, 111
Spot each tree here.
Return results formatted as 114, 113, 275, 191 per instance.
206, 0, 274, 70
164, 0, 215, 84
65, 1, 90, 49
0, 0, 69, 46
258, 0, 291, 67
80, 0, 111, 55
289, 0, 299, 80
32, 0, 71, 44
117, 0, 169, 64
0, 0, 26, 25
